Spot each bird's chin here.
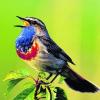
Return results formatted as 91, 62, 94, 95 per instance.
16, 43, 39, 60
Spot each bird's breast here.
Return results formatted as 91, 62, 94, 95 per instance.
25, 38, 65, 73
17, 38, 65, 73
16, 42, 39, 60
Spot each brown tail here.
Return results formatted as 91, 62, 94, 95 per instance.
61, 66, 100, 93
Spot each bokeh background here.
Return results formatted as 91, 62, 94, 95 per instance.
0, 0, 100, 100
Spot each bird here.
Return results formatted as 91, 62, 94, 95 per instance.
15, 16, 100, 93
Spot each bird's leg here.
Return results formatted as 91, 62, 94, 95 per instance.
46, 73, 53, 80
40, 72, 60, 85
49, 72, 60, 83
48, 67, 66, 84
40, 67, 66, 85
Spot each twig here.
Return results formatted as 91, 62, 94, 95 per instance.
34, 83, 41, 100
47, 86, 52, 100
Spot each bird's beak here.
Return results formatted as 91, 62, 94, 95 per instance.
15, 16, 29, 28
14, 25, 26, 28
16, 16, 28, 21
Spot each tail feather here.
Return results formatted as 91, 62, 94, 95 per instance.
61, 66, 100, 93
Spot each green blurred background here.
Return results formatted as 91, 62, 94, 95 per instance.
0, 0, 100, 100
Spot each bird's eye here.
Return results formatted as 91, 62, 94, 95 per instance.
33, 21, 37, 25
23, 21, 30, 26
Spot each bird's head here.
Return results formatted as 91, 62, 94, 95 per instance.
15, 16, 48, 60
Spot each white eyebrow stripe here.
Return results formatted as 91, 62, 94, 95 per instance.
26, 18, 44, 26
26, 18, 34, 20
35, 19, 44, 26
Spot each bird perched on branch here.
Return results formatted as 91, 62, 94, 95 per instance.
15, 16, 100, 93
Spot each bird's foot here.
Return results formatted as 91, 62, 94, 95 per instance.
39, 80, 50, 85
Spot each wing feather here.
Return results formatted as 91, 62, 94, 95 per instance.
38, 36, 75, 65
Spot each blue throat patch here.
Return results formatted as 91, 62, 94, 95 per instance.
16, 25, 35, 53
